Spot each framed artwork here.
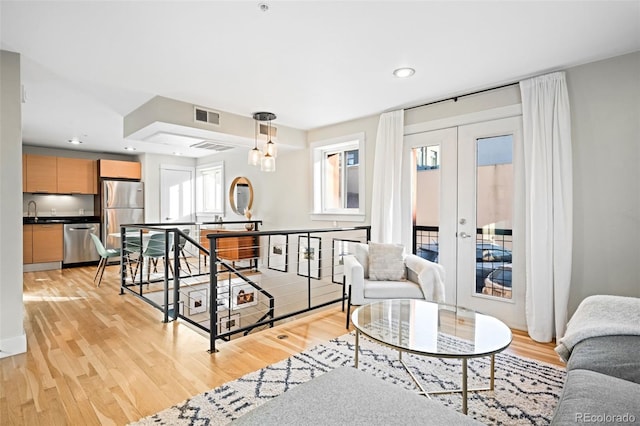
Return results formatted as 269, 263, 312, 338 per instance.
188, 288, 208, 315
216, 290, 229, 311
231, 282, 258, 309
297, 236, 321, 279
268, 234, 288, 272
218, 313, 240, 334
332, 238, 360, 284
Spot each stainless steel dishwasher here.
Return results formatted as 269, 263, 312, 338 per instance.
63, 223, 101, 265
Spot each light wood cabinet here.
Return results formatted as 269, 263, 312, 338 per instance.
22, 155, 27, 193
23, 224, 63, 264
25, 154, 57, 193
99, 159, 141, 180
201, 229, 259, 262
31, 224, 63, 263
57, 157, 98, 194
23, 225, 33, 264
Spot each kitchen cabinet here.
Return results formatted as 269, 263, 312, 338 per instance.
23, 224, 63, 264
99, 159, 141, 180
57, 157, 98, 194
23, 225, 33, 264
25, 154, 57, 193
22, 154, 26, 192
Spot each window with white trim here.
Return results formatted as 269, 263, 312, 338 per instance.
311, 133, 365, 221
196, 161, 224, 216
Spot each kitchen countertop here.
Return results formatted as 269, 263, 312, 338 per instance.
23, 216, 100, 224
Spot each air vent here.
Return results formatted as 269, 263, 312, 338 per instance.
194, 107, 220, 126
259, 123, 277, 138
190, 141, 234, 151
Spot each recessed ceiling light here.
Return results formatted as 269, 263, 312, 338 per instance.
124, 146, 136, 151
173, 152, 182, 156
68, 137, 82, 144
393, 67, 415, 78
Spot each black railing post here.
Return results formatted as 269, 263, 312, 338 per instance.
307, 232, 312, 309
162, 229, 170, 323
209, 235, 219, 353
412, 224, 417, 255
172, 228, 180, 321
120, 226, 126, 295
137, 228, 144, 295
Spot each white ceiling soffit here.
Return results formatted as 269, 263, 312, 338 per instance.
126, 122, 251, 153
123, 96, 304, 157
124, 95, 257, 155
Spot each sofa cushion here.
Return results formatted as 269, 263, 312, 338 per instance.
233, 366, 482, 425
567, 335, 640, 384
364, 279, 424, 300
354, 243, 369, 278
551, 369, 640, 425
368, 242, 406, 281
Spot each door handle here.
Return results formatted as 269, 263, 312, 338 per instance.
459, 232, 472, 239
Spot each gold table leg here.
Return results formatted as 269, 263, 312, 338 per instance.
404, 354, 498, 415
354, 329, 360, 368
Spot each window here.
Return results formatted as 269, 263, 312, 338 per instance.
415, 145, 440, 170
196, 161, 224, 216
311, 133, 365, 221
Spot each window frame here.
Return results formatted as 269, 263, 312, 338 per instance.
310, 132, 365, 222
195, 160, 225, 218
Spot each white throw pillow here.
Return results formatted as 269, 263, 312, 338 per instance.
368, 242, 406, 281
353, 243, 370, 278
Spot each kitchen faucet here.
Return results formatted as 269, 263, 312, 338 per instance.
27, 200, 38, 222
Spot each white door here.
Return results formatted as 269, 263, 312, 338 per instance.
160, 165, 195, 223
406, 116, 525, 329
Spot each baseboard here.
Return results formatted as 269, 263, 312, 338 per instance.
0, 332, 27, 359
23, 262, 61, 272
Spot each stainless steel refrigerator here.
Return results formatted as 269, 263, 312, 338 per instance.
101, 180, 144, 251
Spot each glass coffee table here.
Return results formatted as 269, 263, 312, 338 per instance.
351, 299, 512, 414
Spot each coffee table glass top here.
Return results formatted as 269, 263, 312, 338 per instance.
352, 299, 512, 358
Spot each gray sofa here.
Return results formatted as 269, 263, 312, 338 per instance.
234, 366, 481, 425
551, 295, 640, 425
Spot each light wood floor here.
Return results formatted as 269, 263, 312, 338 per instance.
1, 265, 564, 425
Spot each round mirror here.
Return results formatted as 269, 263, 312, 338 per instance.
229, 176, 254, 215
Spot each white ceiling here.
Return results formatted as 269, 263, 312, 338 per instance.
1, 1, 639, 157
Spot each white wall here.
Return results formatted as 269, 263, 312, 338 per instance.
196, 143, 310, 229
1, 50, 26, 358
566, 51, 640, 313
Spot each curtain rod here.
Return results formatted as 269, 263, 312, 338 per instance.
405, 81, 520, 111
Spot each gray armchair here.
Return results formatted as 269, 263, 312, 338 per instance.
344, 242, 445, 328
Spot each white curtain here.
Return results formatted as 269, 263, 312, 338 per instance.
371, 110, 405, 243
520, 72, 573, 342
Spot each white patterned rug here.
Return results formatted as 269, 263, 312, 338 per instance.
131, 332, 566, 425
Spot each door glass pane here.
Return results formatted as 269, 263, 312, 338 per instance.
475, 135, 513, 299
414, 145, 441, 261
324, 152, 342, 210
345, 149, 359, 208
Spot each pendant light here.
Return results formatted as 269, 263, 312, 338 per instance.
248, 118, 262, 166
251, 112, 277, 172
261, 118, 276, 171
264, 119, 277, 158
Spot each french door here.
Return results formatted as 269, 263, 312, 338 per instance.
405, 116, 525, 329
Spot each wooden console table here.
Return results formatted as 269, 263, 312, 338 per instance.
200, 229, 259, 270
